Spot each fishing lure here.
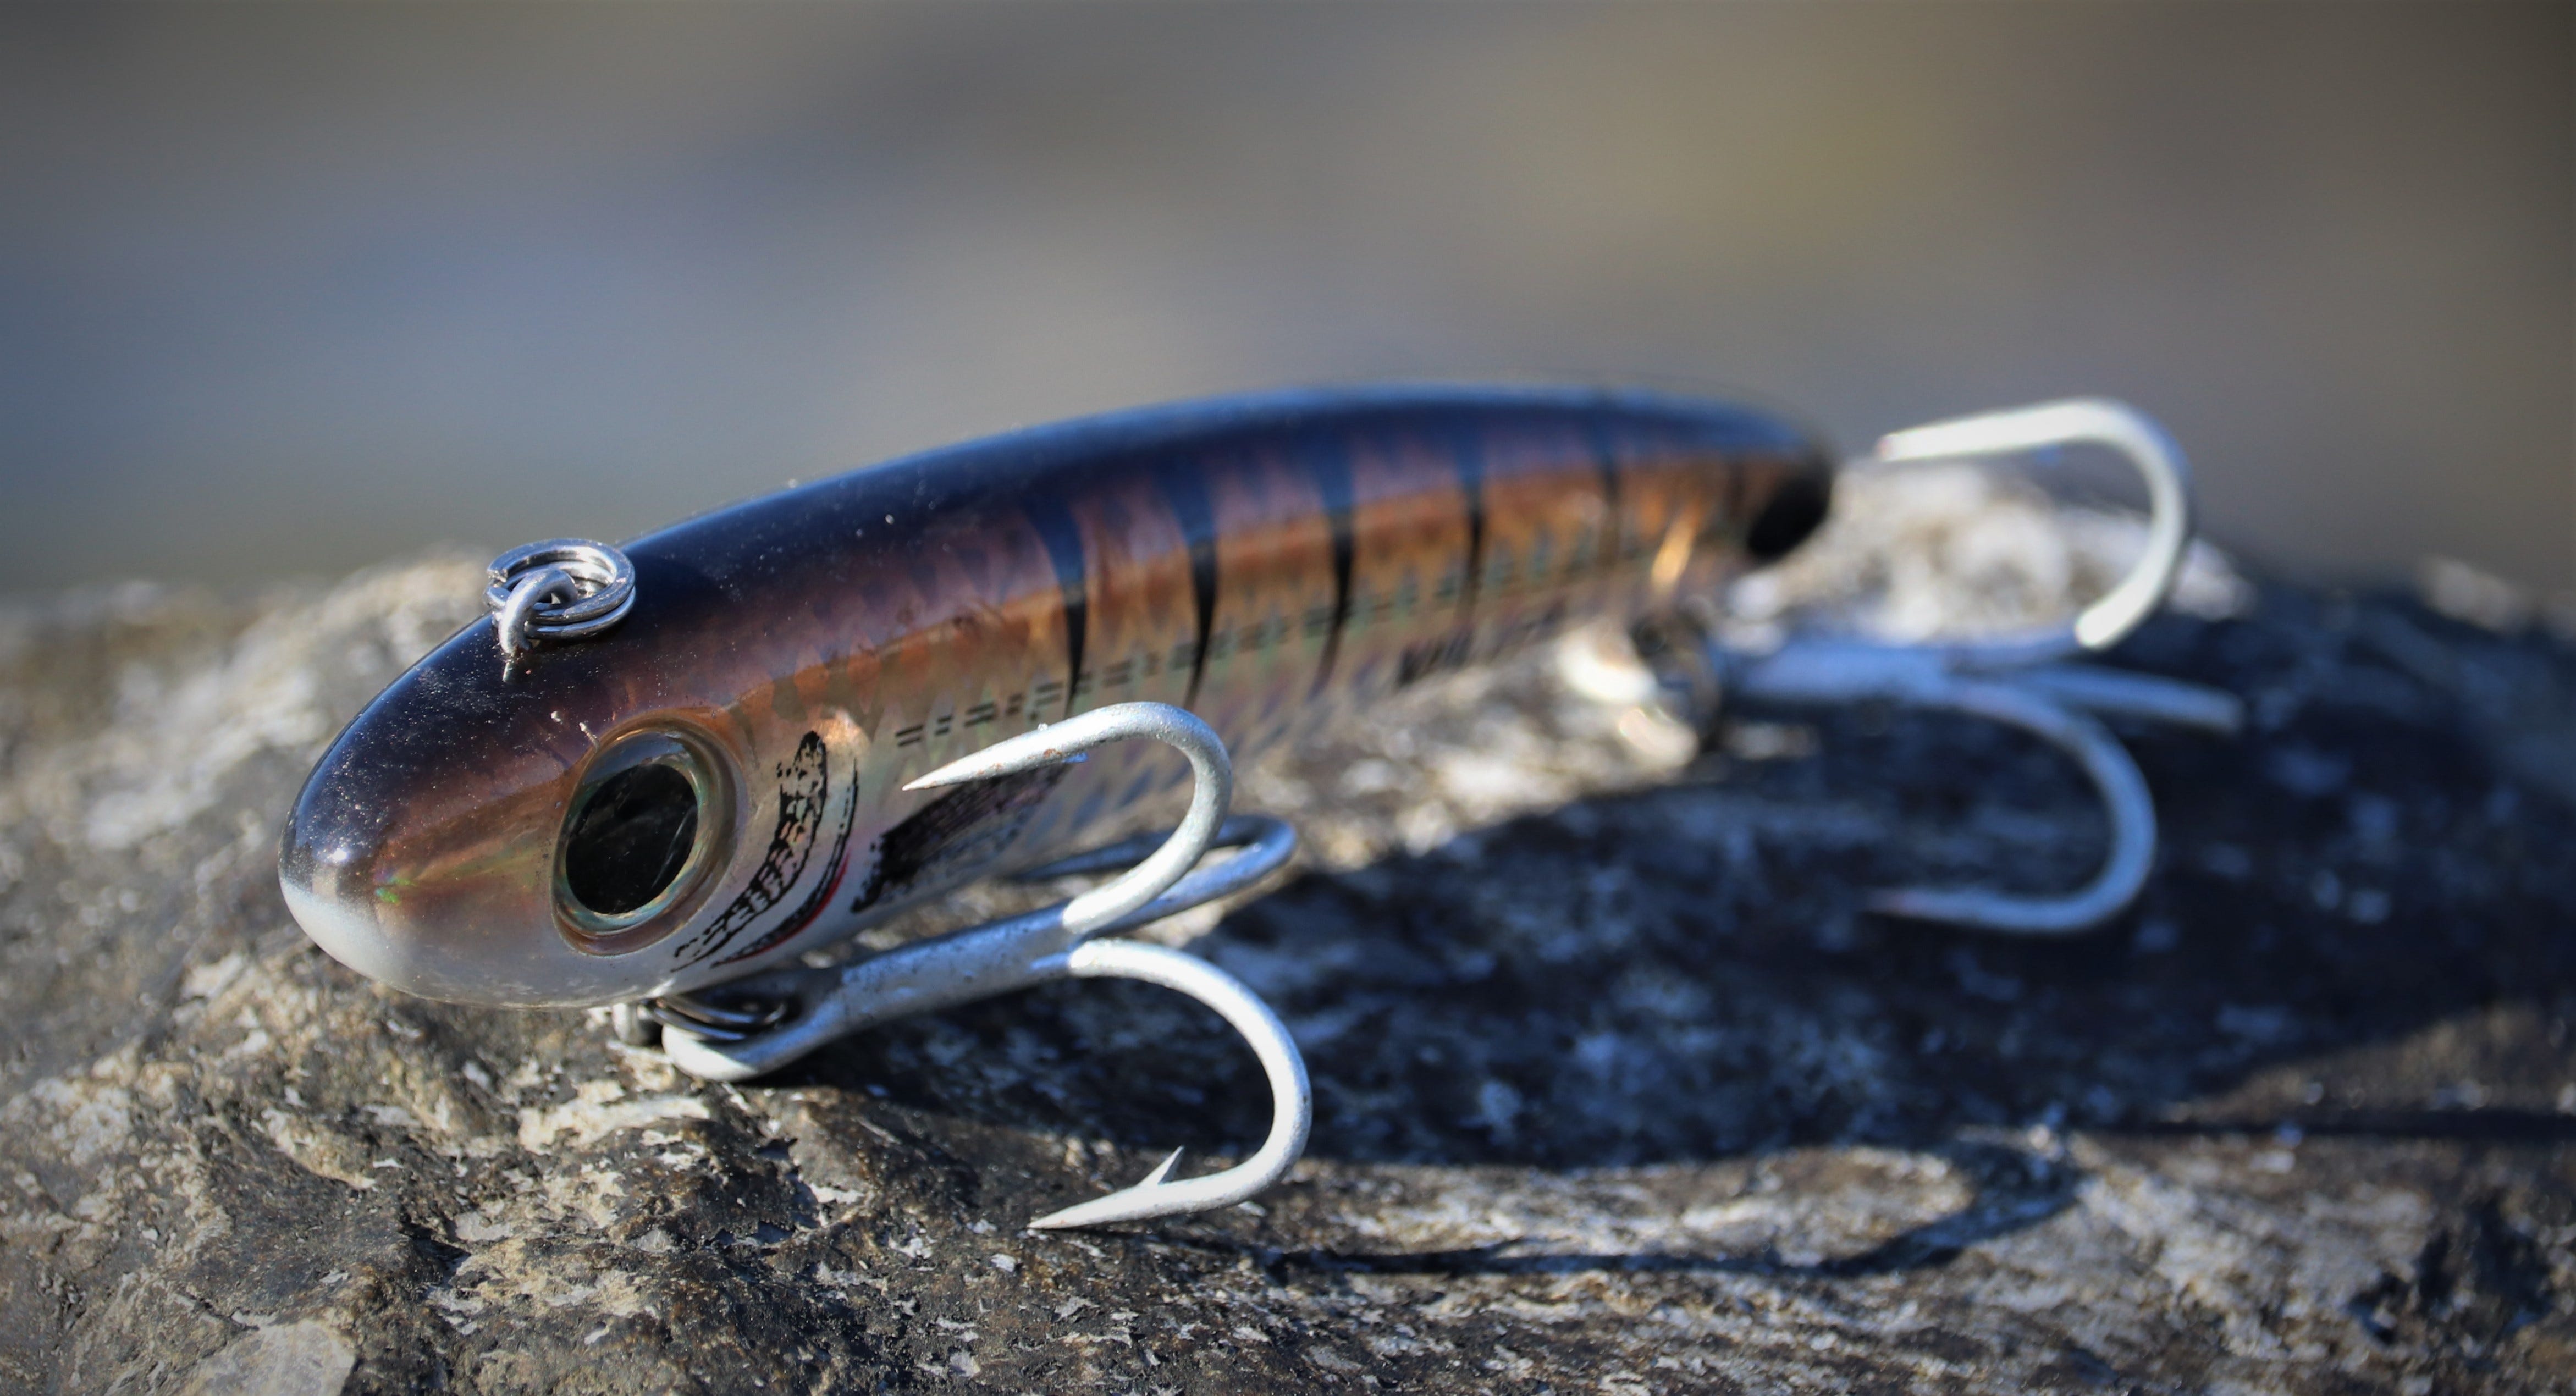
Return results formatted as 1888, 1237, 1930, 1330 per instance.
279, 385, 2233, 1227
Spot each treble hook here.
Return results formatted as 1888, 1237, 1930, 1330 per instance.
647, 702, 1310, 1231
1673, 399, 2242, 935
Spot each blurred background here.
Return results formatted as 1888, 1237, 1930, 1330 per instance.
2, 3, 2567, 598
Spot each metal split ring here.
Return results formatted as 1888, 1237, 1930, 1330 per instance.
484, 539, 636, 676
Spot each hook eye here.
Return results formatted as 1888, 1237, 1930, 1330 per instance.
1871, 399, 2193, 660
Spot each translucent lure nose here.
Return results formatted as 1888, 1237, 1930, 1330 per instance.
278, 733, 413, 994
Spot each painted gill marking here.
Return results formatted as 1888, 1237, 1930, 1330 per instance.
715, 754, 858, 966
848, 763, 1072, 914
672, 730, 828, 966
1023, 494, 1088, 720
1150, 460, 1220, 708
1304, 435, 1358, 697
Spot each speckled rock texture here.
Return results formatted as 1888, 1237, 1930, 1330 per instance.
4, 477, 2574, 1394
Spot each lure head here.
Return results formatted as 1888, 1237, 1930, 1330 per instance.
275, 503, 917, 1010
277, 594, 776, 1006
280, 499, 1041, 1012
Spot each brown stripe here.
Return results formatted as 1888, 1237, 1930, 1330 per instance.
1450, 422, 1488, 620
1022, 495, 1088, 719
1305, 435, 1358, 697
1582, 415, 1624, 571
1150, 461, 1220, 708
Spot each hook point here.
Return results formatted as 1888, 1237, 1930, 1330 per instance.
1027, 1147, 1190, 1232
902, 749, 1085, 792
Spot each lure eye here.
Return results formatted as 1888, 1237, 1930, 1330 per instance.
556, 730, 722, 946
1744, 465, 1833, 562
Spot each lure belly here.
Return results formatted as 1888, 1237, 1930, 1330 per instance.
280, 385, 1834, 1011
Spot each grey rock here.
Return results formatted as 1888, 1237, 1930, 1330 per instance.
4, 541, 2574, 1394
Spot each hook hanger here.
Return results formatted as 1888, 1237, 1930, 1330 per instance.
630, 703, 1310, 1231
1684, 399, 2242, 935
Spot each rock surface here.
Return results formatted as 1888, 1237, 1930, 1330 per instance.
4, 488, 2575, 1393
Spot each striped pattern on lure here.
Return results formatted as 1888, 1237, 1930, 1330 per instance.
280, 385, 1834, 1008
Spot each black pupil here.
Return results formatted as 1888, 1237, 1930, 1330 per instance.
563, 762, 700, 917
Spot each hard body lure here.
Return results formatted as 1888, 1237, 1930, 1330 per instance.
280, 384, 2233, 1227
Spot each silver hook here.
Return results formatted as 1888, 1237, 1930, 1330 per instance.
1687, 399, 2240, 935
1862, 679, 2154, 935
1868, 398, 2194, 664
647, 702, 1310, 1230
1029, 938, 1310, 1231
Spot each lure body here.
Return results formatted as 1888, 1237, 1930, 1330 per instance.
282, 385, 1834, 1007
